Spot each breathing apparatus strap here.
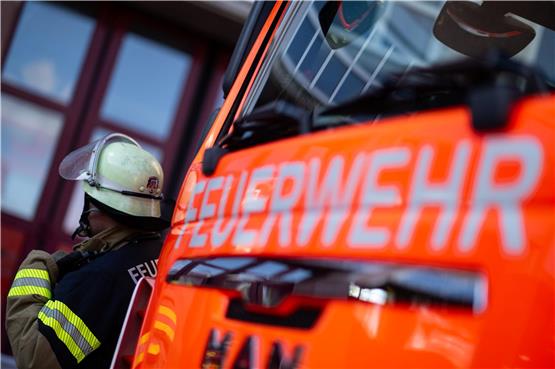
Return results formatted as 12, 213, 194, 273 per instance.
57, 232, 160, 279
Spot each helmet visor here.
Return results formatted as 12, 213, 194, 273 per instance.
59, 133, 141, 182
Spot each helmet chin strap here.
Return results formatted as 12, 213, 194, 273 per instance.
72, 195, 95, 240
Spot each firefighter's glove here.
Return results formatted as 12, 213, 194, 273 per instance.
52, 250, 68, 262
56, 250, 98, 280
58, 233, 111, 279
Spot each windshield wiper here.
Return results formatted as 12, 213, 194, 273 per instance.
203, 100, 311, 175
220, 100, 311, 150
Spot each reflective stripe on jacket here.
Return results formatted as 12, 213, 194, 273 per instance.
6, 226, 162, 369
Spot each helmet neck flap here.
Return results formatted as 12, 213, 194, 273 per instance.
72, 192, 171, 240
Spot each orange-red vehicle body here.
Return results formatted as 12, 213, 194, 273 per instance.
131, 2, 555, 368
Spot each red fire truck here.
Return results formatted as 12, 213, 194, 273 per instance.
112, 1, 555, 368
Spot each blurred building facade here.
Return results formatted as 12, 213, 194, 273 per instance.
0, 0, 251, 355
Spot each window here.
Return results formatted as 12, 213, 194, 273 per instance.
1, 2, 97, 221
1, 95, 64, 220
2, 2, 95, 104
242, 1, 555, 116
200, 0, 554, 159
100, 32, 192, 140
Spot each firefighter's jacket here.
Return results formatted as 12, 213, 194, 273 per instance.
6, 225, 162, 369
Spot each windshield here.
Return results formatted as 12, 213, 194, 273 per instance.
242, 1, 554, 114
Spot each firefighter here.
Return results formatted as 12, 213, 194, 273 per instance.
6, 133, 168, 369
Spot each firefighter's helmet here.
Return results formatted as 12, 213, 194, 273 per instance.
59, 133, 164, 219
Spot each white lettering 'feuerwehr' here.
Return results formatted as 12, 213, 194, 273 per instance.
396, 141, 470, 250
190, 177, 224, 248
233, 165, 275, 247
348, 148, 410, 248
175, 179, 206, 250
459, 136, 543, 255
259, 162, 305, 246
211, 175, 238, 248
297, 154, 366, 247
185, 180, 206, 223
128, 259, 159, 284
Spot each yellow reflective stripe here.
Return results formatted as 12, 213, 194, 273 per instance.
46, 300, 101, 351
158, 306, 177, 324
147, 343, 160, 355
8, 285, 51, 299
139, 332, 151, 345
153, 320, 175, 341
9, 268, 51, 298
38, 311, 86, 363
133, 351, 145, 368
15, 268, 50, 281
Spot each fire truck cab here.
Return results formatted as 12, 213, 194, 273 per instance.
117, 1, 555, 368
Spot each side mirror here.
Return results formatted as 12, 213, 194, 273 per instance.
433, 1, 535, 59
